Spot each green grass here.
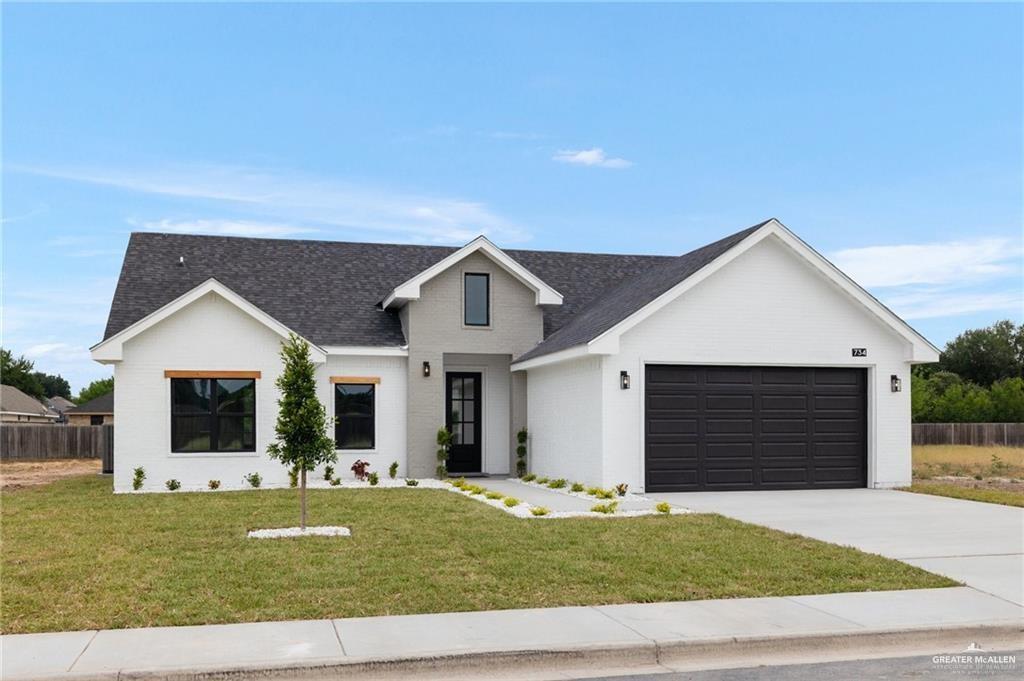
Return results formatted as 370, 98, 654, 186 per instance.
905, 481, 1024, 508
1, 476, 954, 634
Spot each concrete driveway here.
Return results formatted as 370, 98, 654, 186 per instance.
645, 489, 1024, 605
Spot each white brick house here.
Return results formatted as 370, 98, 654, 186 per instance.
92, 219, 938, 492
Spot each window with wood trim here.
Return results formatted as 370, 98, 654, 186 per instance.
171, 378, 256, 453
464, 272, 490, 326
335, 383, 375, 450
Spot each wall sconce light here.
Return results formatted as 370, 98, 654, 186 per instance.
620, 370, 631, 390
890, 374, 902, 393
422, 361, 431, 378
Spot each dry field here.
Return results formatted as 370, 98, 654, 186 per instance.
0, 459, 101, 491
910, 445, 1024, 506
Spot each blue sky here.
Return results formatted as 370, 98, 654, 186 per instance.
3, 2, 1022, 391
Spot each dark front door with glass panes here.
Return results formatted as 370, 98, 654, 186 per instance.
445, 372, 482, 473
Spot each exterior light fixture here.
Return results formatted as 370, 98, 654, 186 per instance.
890, 374, 902, 393
422, 361, 431, 378
620, 370, 631, 390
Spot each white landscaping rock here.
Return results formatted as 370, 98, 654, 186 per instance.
248, 526, 351, 539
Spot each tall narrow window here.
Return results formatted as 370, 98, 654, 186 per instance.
171, 378, 255, 453
335, 383, 375, 449
464, 273, 490, 326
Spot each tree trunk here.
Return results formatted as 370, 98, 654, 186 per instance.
300, 468, 307, 530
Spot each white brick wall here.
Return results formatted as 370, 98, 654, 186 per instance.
598, 234, 913, 491
112, 290, 410, 492
525, 356, 604, 485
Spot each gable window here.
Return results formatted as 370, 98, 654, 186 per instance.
464, 273, 490, 326
335, 383, 375, 449
90, 415, 104, 426
171, 378, 256, 452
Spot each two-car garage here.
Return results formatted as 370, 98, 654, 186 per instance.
644, 365, 867, 492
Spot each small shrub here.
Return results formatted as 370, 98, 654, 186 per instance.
990, 454, 1009, 476
570, 482, 585, 492
389, 461, 399, 479
485, 491, 504, 500
329, 477, 341, 487
351, 459, 371, 481
656, 501, 672, 514
614, 483, 629, 497
974, 474, 983, 480
516, 459, 527, 477
132, 467, 146, 491
503, 496, 520, 507
591, 501, 619, 514
535, 477, 549, 485
436, 427, 453, 479
323, 465, 334, 481
436, 464, 448, 479
588, 486, 615, 499
244, 472, 262, 488
208, 480, 221, 490
451, 477, 467, 489
521, 473, 537, 482
547, 478, 567, 489
405, 479, 419, 486
465, 484, 485, 495
530, 506, 550, 516
368, 472, 380, 486
165, 479, 181, 491
516, 427, 528, 477
288, 466, 299, 488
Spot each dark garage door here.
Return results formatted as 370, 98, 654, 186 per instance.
645, 365, 867, 492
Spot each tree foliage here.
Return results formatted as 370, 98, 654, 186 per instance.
267, 334, 336, 528
35, 372, 72, 399
76, 377, 114, 405
1, 348, 45, 399
938, 320, 1023, 387
912, 373, 1024, 423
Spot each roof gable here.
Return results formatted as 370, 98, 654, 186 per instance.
0, 385, 55, 418
66, 391, 114, 414
513, 219, 939, 367
381, 236, 563, 309
92, 278, 326, 363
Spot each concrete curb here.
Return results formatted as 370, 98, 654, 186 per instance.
14, 622, 1023, 681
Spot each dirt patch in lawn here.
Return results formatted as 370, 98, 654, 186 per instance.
0, 459, 102, 490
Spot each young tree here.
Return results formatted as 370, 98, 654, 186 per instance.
76, 377, 114, 405
267, 334, 336, 529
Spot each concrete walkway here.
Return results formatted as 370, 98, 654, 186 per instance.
4, 587, 1021, 680
643, 489, 1024, 605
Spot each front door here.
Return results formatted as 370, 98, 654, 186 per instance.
446, 372, 482, 473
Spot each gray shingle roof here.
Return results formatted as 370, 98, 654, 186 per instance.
104, 221, 768, 360
0, 385, 54, 417
66, 391, 114, 414
514, 222, 766, 362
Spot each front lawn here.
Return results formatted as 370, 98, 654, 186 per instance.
1, 476, 954, 634
906, 481, 1024, 508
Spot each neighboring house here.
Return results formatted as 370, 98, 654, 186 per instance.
46, 395, 76, 423
0, 385, 59, 424
64, 393, 114, 426
92, 219, 938, 493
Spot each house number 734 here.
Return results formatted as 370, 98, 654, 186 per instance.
851, 348, 867, 357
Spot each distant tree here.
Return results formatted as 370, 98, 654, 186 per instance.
34, 372, 72, 400
928, 382, 993, 423
0, 348, 45, 399
76, 377, 114, 405
989, 377, 1024, 423
939, 320, 1023, 387
267, 334, 336, 529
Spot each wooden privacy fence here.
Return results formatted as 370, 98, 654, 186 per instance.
1, 424, 114, 471
912, 423, 1024, 447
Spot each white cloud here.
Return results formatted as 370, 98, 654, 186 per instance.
23, 343, 92, 363
13, 163, 530, 244
882, 290, 1023, 320
137, 219, 317, 238
553, 148, 633, 169
830, 237, 1022, 288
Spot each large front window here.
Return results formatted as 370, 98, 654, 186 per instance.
171, 378, 256, 452
335, 383, 375, 449
464, 272, 490, 326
